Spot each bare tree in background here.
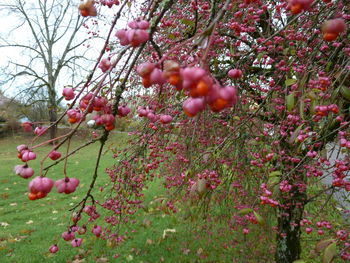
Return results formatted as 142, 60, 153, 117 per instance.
0, 0, 90, 139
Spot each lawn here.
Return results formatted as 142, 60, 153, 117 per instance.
0, 134, 347, 262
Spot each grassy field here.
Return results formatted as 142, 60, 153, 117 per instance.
0, 134, 347, 262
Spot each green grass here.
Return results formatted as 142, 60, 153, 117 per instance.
0, 134, 347, 262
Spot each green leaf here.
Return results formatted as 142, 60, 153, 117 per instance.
167, 33, 176, 40
257, 52, 265, 63
286, 93, 295, 112
285, 79, 297, 86
180, 18, 195, 27
269, 171, 282, 177
340, 86, 350, 101
267, 176, 280, 188
299, 99, 305, 120
322, 242, 337, 263
253, 211, 265, 225
316, 239, 336, 253
237, 208, 253, 215
283, 48, 289, 55
293, 260, 306, 263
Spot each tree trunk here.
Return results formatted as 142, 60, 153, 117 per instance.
49, 105, 57, 142
275, 193, 305, 263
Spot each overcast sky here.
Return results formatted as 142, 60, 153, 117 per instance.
0, 0, 131, 100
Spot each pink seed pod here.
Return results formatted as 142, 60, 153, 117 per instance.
62, 231, 75, 241
115, 29, 130, 46
137, 20, 150, 30
55, 177, 80, 194
136, 62, 155, 77
93, 115, 103, 126
98, 58, 112, 73
137, 107, 149, 117
147, 112, 157, 122
149, 68, 166, 85
62, 87, 75, 101
71, 238, 83, 247
127, 20, 138, 29
92, 225, 102, 237
28, 176, 54, 194
21, 150, 37, 162
228, 69, 243, 79
34, 126, 47, 136
49, 244, 59, 253
15, 165, 34, 179
181, 67, 206, 89
159, 114, 173, 124
93, 97, 108, 111
183, 97, 206, 117
78, 226, 87, 235
127, 29, 149, 47
21, 122, 32, 132
17, 144, 28, 152
48, 150, 61, 161
101, 114, 115, 126
117, 105, 131, 117
322, 18, 346, 35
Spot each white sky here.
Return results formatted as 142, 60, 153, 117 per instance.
0, 0, 131, 102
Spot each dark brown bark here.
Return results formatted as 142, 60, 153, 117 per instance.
275, 190, 306, 263
48, 103, 57, 142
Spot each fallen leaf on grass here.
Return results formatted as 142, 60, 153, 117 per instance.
0, 193, 9, 199
26, 220, 33, 224
162, 228, 176, 239
0, 222, 9, 228
52, 210, 58, 214
19, 229, 35, 234
96, 258, 108, 263
10, 203, 17, 206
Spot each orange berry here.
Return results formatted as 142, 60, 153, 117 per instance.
28, 192, 37, 200
68, 118, 77, 124
209, 98, 228, 112
184, 110, 196, 117
168, 74, 180, 86
323, 32, 338, 41
105, 125, 114, 131
290, 4, 302, 15
142, 77, 151, 88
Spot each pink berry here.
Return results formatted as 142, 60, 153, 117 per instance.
62, 88, 75, 101
49, 150, 61, 161
228, 69, 243, 79
49, 244, 58, 253
62, 231, 75, 241
71, 238, 83, 247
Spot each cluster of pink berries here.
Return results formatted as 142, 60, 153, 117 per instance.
100, 0, 119, 8
137, 107, 173, 124
260, 183, 279, 207
116, 19, 150, 47
313, 104, 339, 122
83, 205, 100, 221
61, 88, 130, 131
136, 60, 238, 117
339, 132, 350, 149
17, 145, 36, 162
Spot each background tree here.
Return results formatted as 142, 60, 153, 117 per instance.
0, 0, 90, 139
